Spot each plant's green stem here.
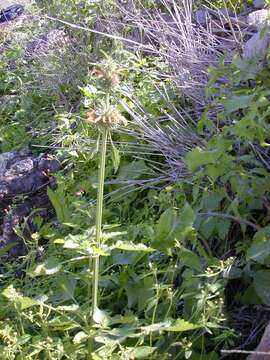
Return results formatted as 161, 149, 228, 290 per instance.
150, 269, 159, 351
88, 127, 108, 360
92, 127, 108, 319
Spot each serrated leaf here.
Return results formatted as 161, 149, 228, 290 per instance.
47, 316, 79, 330
181, 203, 195, 225
253, 270, 270, 305
154, 208, 176, 254
93, 307, 111, 327
80, 84, 98, 97
200, 217, 216, 238
2, 285, 19, 301
247, 227, 270, 264
223, 94, 254, 114
19, 297, 39, 310
0, 242, 18, 257
179, 247, 201, 271
127, 346, 157, 359
73, 331, 88, 344
247, 240, 270, 264
56, 275, 77, 301
29, 257, 62, 277
113, 241, 154, 252
56, 304, 79, 312
217, 218, 231, 240
118, 160, 148, 180
185, 147, 219, 172
2, 286, 40, 310
47, 187, 69, 224
153, 204, 195, 255
16, 334, 31, 346
142, 321, 171, 334
165, 319, 201, 332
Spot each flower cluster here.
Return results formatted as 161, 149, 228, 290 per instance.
86, 110, 128, 127
91, 67, 120, 86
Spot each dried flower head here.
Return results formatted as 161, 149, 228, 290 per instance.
91, 67, 120, 86
86, 110, 128, 127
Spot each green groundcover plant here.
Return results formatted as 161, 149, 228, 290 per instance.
1, 0, 270, 359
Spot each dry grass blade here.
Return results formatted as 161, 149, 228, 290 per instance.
113, 0, 244, 105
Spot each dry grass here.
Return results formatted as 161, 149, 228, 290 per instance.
109, 0, 244, 105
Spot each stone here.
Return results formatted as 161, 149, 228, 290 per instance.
243, 30, 269, 59
0, 4, 24, 23
0, 151, 22, 176
247, 322, 270, 359
247, 9, 269, 30
254, 0, 266, 9
0, 150, 61, 257
194, 9, 209, 26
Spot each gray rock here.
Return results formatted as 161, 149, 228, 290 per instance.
194, 9, 209, 26
0, 150, 30, 176
247, 321, 270, 359
253, 0, 266, 9
243, 30, 269, 59
247, 9, 269, 30
0, 150, 61, 258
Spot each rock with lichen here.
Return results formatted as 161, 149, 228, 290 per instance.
0, 150, 60, 258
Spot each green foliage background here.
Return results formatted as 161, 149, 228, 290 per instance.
0, 0, 270, 359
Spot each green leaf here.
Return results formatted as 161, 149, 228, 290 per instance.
73, 331, 88, 344
153, 204, 195, 255
185, 147, 219, 172
80, 84, 98, 97
113, 241, 154, 252
16, 334, 32, 346
0, 242, 18, 257
47, 187, 69, 224
154, 208, 176, 255
142, 319, 200, 334
142, 321, 171, 334
203, 192, 224, 211
253, 270, 270, 305
247, 227, 270, 264
56, 275, 77, 301
56, 304, 79, 312
181, 203, 196, 225
118, 160, 148, 180
29, 257, 62, 277
93, 307, 111, 327
200, 217, 216, 238
217, 218, 231, 240
2, 285, 20, 302
127, 346, 157, 359
19, 297, 39, 310
63, 228, 95, 253
179, 247, 202, 271
240, 285, 262, 305
2, 285, 39, 310
47, 316, 79, 330
223, 94, 254, 114
247, 240, 270, 264
190, 352, 219, 360
165, 319, 201, 332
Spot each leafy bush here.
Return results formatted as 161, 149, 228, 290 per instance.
1, 0, 270, 359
